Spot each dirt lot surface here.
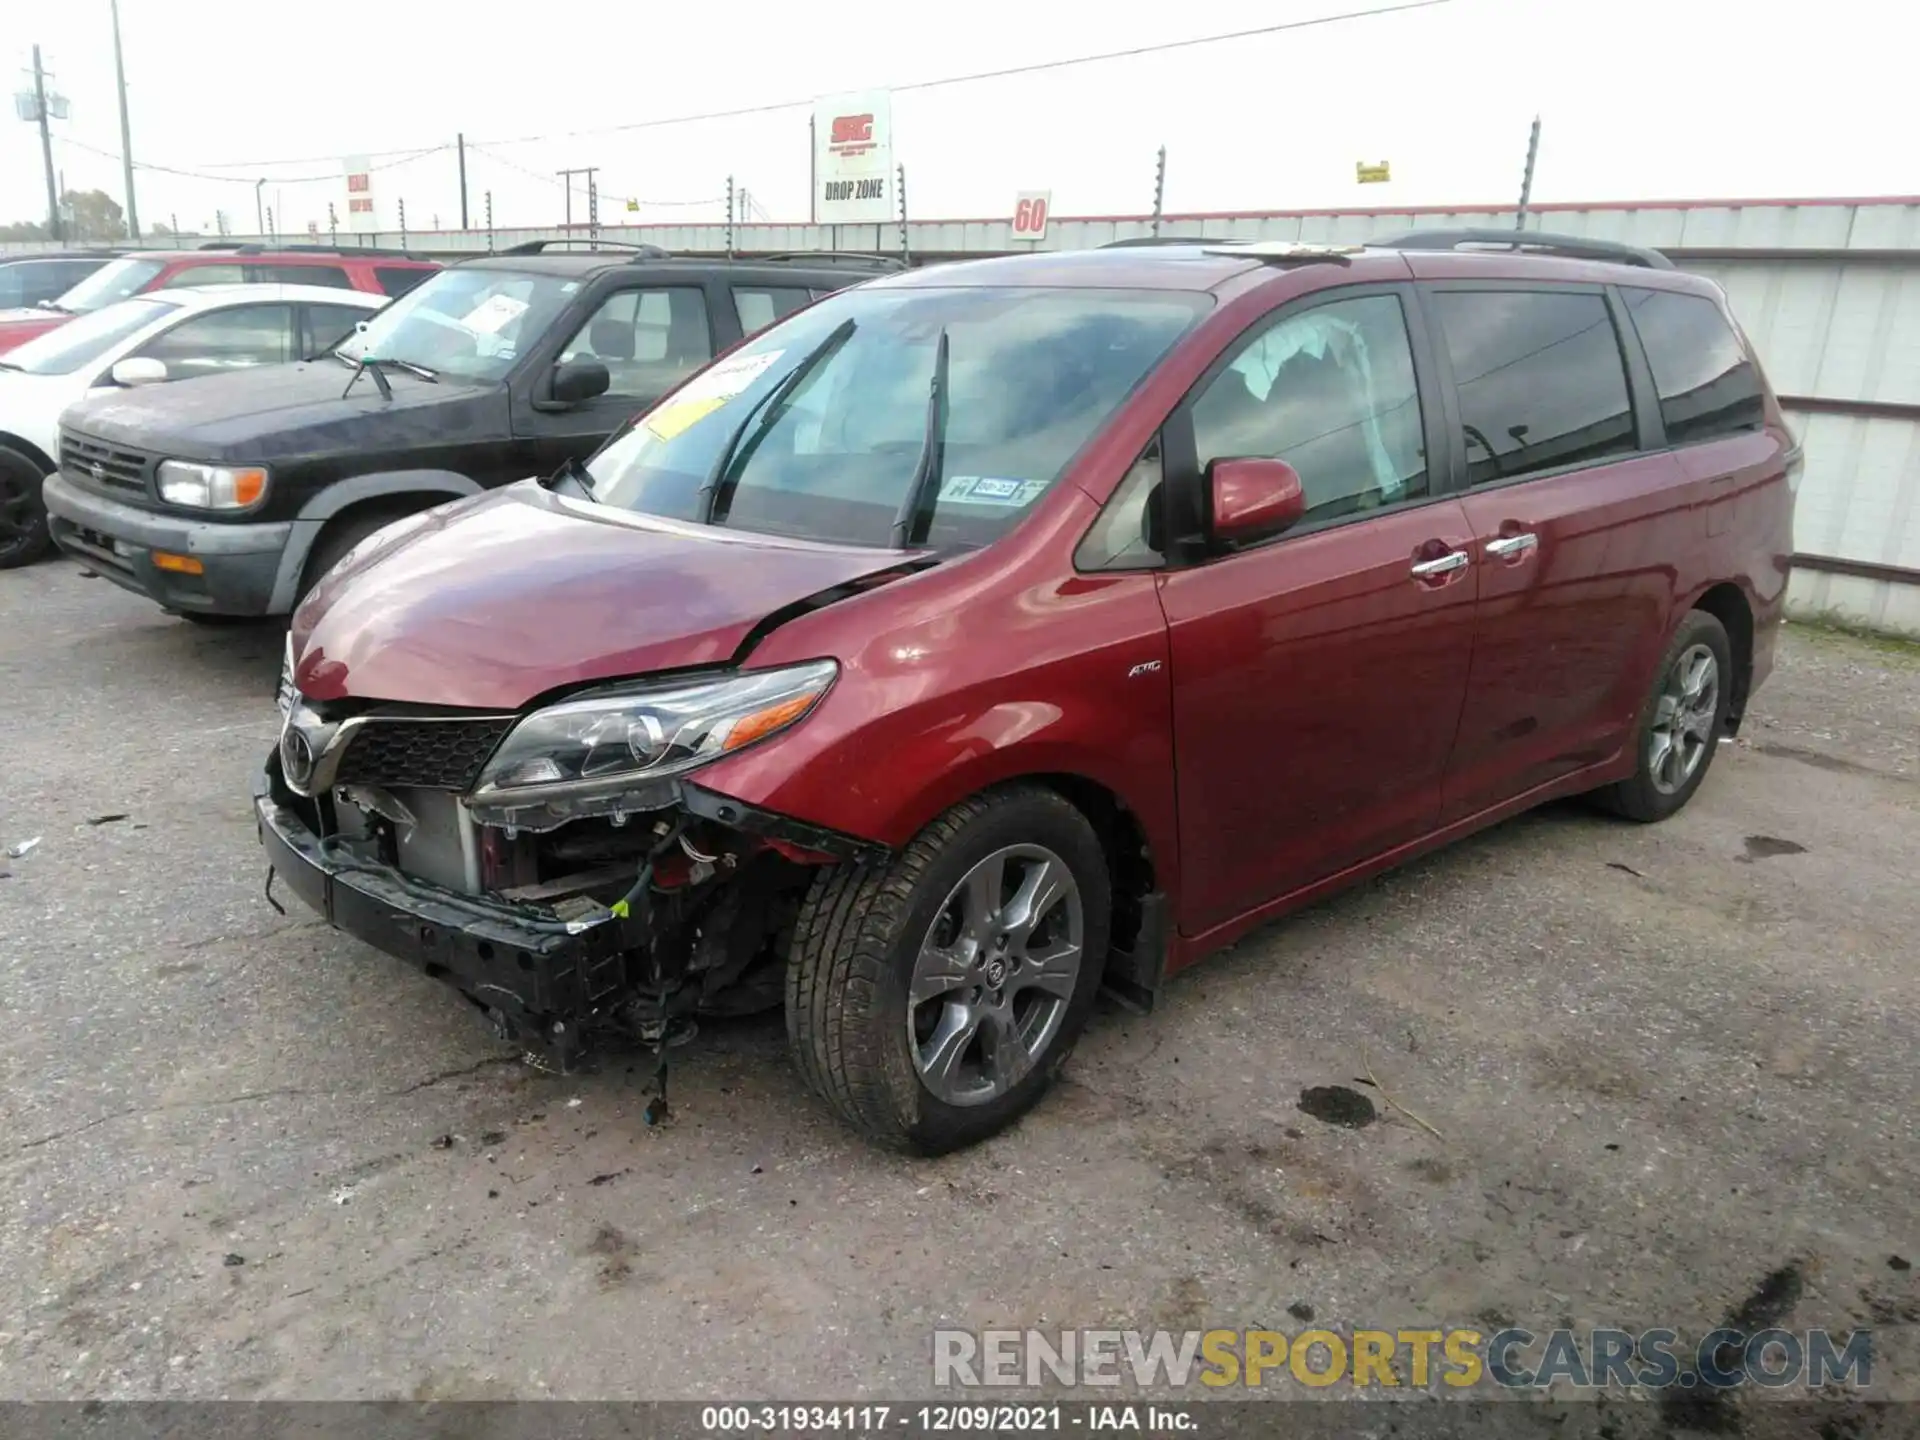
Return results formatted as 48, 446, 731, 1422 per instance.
1, 560, 1914, 1424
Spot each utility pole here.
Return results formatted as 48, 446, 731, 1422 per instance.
457, 133, 469, 229
555, 167, 596, 229
1514, 115, 1542, 232
31, 47, 62, 242
1151, 145, 1167, 237
897, 164, 909, 264
109, 0, 140, 240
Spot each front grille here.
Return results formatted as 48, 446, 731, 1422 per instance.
333, 717, 515, 792
61, 428, 150, 497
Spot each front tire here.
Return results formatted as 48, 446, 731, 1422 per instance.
786, 786, 1110, 1153
0, 449, 51, 570
1593, 609, 1733, 822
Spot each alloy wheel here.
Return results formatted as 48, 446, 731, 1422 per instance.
1648, 642, 1719, 795
907, 844, 1084, 1108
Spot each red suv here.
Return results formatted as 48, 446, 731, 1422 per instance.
0, 245, 437, 354
258, 231, 1797, 1152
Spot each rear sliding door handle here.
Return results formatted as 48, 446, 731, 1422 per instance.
1410, 550, 1472, 578
1485, 532, 1539, 559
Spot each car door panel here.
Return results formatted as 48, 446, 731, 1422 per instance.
1441, 453, 1695, 821
1152, 284, 1477, 935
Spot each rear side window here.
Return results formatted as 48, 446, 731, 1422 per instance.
733, 285, 813, 335
256, 264, 353, 289
159, 264, 245, 289
1623, 287, 1765, 443
1431, 289, 1635, 486
376, 266, 432, 298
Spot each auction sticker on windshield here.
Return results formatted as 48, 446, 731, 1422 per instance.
937, 475, 1048, 508
462, 293, 530, 335
641, 349, 786, 442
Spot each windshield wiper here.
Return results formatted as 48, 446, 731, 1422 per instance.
889, 327, 951, 549
0, 359, 22, 373
378, 357, 437, 382
697, 317, 856, 525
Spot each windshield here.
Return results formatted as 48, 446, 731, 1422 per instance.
54, 257, 168, 313
3, 297, 180, 376
334, 266, 577, 383
584, 285, 1207, 549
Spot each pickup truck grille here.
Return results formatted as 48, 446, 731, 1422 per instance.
60, 428, 150, 497
334, 717, 516, 793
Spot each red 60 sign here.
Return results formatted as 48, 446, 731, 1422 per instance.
1012, 191, 1052, 241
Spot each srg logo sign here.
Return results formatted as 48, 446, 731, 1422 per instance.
830, 114, 874, 146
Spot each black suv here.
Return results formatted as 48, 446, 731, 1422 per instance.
41, 242, 899, 620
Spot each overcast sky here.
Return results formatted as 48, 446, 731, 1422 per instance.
3, 0, 1910, 239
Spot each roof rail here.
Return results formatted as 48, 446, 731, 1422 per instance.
753, 250, 907, 269
1099, 235, 1234, 248
192, 240, 430, 260
1372, 228, 1675, 270
1200, 240, 1364, 267
499, 238, 671, 257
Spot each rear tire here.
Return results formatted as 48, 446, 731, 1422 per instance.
785, 786, 1110, 1154
0, 448, 51, 570
1592, 609, 1733, 822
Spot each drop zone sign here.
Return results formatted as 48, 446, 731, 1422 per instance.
814, 90, 894, 224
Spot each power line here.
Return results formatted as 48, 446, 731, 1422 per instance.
464, 142, 723, 208
58, 137, 450, 186
164, 1, 1450, 169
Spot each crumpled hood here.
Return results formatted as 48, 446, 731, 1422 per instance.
291, 483, 914, 710
63, 360, 503, 462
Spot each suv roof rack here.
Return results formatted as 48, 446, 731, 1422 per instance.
1372, 228, 1675, 270
1199, 239, 1364, 266
1098, 235, 1234, 248
499, 238, 671, 257
753, 251, 907, 270
193, 241, 430, 260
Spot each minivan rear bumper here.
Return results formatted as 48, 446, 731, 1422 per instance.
250, 755, 624, 1069
44, 471, 288, 616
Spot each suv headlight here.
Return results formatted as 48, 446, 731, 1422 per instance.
467, 660, 838, 829
158, 460, 268, 509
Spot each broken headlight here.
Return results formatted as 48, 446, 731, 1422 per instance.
465, 660, 837, 829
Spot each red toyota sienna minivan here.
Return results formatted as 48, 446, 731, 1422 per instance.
259, 232, 1798, 1152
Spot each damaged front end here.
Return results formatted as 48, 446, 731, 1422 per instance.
254, 644, 882, 1072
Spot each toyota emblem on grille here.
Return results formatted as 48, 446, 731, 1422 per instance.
89, 462, 105, 482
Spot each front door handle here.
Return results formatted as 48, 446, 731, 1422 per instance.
1410, 550, 1471, 578
1485, 531, 1539, 560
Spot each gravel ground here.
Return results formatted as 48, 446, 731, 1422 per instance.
0, 558, 1914, 1426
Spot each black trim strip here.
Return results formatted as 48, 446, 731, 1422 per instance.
1792, 553, 1920, 586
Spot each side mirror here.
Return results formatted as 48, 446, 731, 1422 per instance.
110, 357, 169, 387
1208, 457, 1306, 546
549, 359, 610, 406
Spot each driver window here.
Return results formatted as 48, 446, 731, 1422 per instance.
1190, 294, 1427, 527
131, 304, 294, 380
560, 287, 712, 399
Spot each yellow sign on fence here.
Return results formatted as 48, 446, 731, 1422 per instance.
1356, 161, 1392, 184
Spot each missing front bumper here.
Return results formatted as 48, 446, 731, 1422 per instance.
252, 757, 630, 1070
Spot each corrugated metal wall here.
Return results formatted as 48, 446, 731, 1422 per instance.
8, 197, 1919, 629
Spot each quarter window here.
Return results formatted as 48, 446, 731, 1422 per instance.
1623, 287, 1765, 443
1431, 289, 1635, 486
1190, 293, 1428, 527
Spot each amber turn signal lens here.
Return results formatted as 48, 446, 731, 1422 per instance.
152, 551, 205, 575
231, 469, 268, 506
723, 691, 823, 752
